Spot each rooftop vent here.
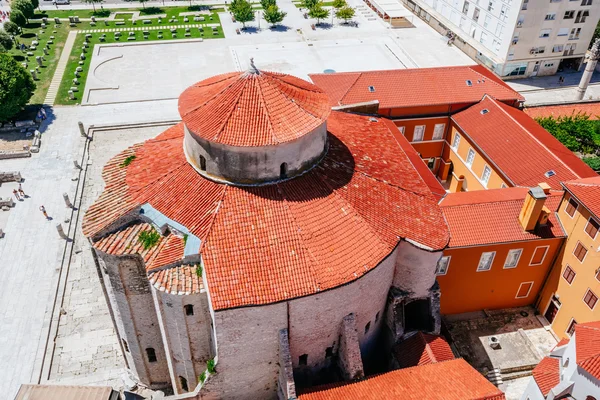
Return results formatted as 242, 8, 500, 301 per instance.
544, 170, 556, 178
480, 109, 489, 115
466, 80, 473, 86
368, 86, 375, 92
369, 117, 378, 122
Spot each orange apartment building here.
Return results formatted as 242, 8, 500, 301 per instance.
312, 65, 600, 335
538, 177, 600, 339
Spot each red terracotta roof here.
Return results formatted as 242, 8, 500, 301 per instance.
554, 338, 570, 349
563, 177, 600, 219
94, 222, 185, 271
148, 265, 203, 295
575, 321, 600, 380
309, 65, 523, 109
393, 332, 455, 368
451, 96, 596, 190
524, 101, 600, 120
83, 111, 449, 310
298, 359, 505, 400
532, 356, 560, 396
440, 187, 566, 248
178, 70, 331, 147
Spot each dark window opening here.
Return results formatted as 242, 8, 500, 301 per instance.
375, 312, 380, 322
299, 354, 308, 365
179, 376, 189, 392
364, 322, 371, 334
146, 347, 157, 363
184, 304, 194, 316
199, 156, 207, 171
404, 298, 433, 332
325, 347, 333, 358
122, 339, 129, 353
280, 163, 288, 179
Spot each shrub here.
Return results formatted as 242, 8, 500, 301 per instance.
583, 155, 600, 171
10, 10, 27, 28
120, 154, 136, 167
0, 53, 35, 122
195, 265, 203, 278
140, 6, 163, 14
0, 30, 13, 52
3, 21, 21, 36
207, 358, 216, 374
198, 371, 206, 383
93, 9, 111, 17
138, 230, 161, 250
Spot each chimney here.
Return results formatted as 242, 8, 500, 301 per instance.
519, 185, 547, 231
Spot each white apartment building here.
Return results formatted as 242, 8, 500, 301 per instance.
400, 0, 600, 78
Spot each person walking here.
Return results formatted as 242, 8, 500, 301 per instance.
40, 205, 49, 219
13, 189, 20, 201
18, 183, 25, 198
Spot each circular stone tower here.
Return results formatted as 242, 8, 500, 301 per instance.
178, 61, 332, 185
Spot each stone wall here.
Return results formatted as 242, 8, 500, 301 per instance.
96, 251, 171, 388
392, 240, 442, 298
337, 314, 364, 381
277, 329, 296, 400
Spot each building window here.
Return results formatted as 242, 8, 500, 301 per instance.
466, 148, 475, 166
566, 319, 577, 336
573, 241, 588, 263
364, 322, 371, 334
436, 256, 451, 275
569, 28, 581, 40
462, 0, 469, 14
565, 198, 578, 217
179, 376, 189, 392
452, 133, 461, 149
516, 282, 534, 299
495, 24, 504, 37
487, 0, 493, 11
122, 339, 129, 353
563, 265, 576, 284
484, 14, 491, 27
552, 44, 564, 53
504, 249, 523, 269
581, 0, 592, 5
500, 4, 508, 20
585, 218, 599, 239
280, 163, 288, 179
199, 155, 207, 171
473, 7, 480, 22
480, 31, 488, 44
557, 27, 569, 36
575, 10, 589, 23
583, 289, 598, 310
521, 0, 528, 9
539, 29, 552, 38
146, 348, 157, 363
299, 354, 308, 365
544, 13, 556, 20
184, 304, 194, 316
477, 251, 495, 271
427, 158, 436, 170
398, 126, 405, 135
325, 347, 333, 358
433, 124, 445, 140
530, 246, 549, 266
564, 10, 575, 19
413, 125, 425, 142
481, 165, 492, 186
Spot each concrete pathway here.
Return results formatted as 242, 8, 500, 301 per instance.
44, 31, 78, 106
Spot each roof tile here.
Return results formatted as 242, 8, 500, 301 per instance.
563, 177, 600, 219
393, 332, 455, 368
532, 356, 560, 396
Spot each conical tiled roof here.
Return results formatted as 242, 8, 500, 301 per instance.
178, 68, 331, 147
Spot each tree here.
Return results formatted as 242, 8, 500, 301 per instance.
308, 3, 329, 24
4, 21, 21, 36
263, 4, 286, 27
30, 0, 39, 10
137, 0, 148, 9
82, 0, 103, 12
11, 0, 35, 22
536, 114, 600, 155
0, 30, 14, 52
332, 0, 346, 8
10, 10, 27, 28
335, 6, 354, 22
584, 155, 600, 171
232, 0, 254, 28
260, 0, 276, 10
301, 0, 318, 9
0, 53, 35, 122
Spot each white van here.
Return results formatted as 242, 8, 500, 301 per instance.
52, 0, 71, 5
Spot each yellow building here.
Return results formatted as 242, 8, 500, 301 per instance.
538, 177, 600, 339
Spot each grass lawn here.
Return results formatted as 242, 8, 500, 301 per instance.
42, 5, 226, 19
293, 1, 335, 6
6, 18, 71, 105
55, 20, 224, 105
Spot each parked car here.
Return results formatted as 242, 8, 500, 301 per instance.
52, 0, 71, 4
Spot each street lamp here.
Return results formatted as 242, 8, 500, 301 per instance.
257, 11, 261, 29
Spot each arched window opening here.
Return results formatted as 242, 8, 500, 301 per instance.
180, 376, 189, 392
184, 304, 194, 316
199, 156, 207, 171
299, 354, 308, 365
146, 347, 157, 363
280, 163, 288, 179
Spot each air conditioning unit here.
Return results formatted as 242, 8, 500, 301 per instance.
512, 39, 519, 44
530, 49, 536, 54
517, 22, 522, 27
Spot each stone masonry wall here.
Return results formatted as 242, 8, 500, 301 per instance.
277, 329, 296, 400
392, 240, 443, 298
337, 314, 364, 381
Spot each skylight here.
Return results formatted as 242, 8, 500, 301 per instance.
480, 109, 489, 115
545, 170, 556, 178
368, 86, 375, 93
466, 80, 473, 86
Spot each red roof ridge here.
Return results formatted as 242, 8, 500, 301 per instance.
490, 96, 584, 179
338, 72, 367, 106
532, 356, 560, 396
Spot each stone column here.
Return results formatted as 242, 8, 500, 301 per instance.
337, 313, 364, 381
576, 39, 600, 101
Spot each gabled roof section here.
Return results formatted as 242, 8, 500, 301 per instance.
524, 101, 600, 120
297, 359, 505, 400
440, 187, 566, 247
393, 332, 455, 368
451, 96, 596, 190
575, 321, 600, 380
178, 70, 331, 147
563, 177, 600, 219
309, 65, 523, 109
532, 356, 560, 396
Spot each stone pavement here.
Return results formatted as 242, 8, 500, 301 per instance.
45, 31, 79, 105
0, 101, 180, 399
